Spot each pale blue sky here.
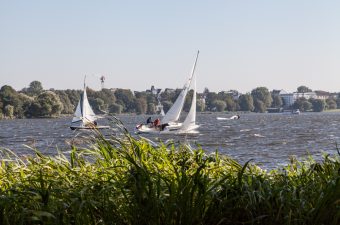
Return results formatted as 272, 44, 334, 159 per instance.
1, 0, 340, 93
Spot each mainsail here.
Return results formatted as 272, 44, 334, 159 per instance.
71, 77, 97, 126
179, 51, 199, 132
162, 51, 199, 124
180, 68, 197, 131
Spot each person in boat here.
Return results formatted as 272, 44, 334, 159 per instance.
153, 118, 161, 127
146, 117, 153, 125
160, 123, 169, 131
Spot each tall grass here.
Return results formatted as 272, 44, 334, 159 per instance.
0, 118, 340, 224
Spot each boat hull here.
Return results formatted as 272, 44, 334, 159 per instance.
135, 122, 182, 134
70, 125, 110, 130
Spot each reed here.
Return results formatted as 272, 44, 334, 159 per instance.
0, 119, 339, 225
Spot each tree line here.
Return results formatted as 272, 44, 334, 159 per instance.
1, 81, 339, 119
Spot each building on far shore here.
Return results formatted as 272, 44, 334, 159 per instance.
279, 90, 338, 108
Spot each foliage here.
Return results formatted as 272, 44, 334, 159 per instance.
251, 87, 272, 112
89, 98, 106, 113
1, 81, 340, 119
135, 98, 147, 115
297, 85, 312, 93
204, 92, 218, 111
54, 90, 74, 114
0, 85, 32, 118
225, 96, 237, 111
271, 95, 283, 108
310, 99, 326, 112
27, 91, 63, 117
196, 99, 205, 112
238, 94, 254, 111
326, 99, 337, 110
293, 97, 312, 112
4, 104, 14, 118
212, 100, 226, 112
0, 122, 340, 224
24, 80, 44, 96
114, 89, 135, 113
147, 103, 156, 114
108, 103, 123, 114
253, 99, 266, 113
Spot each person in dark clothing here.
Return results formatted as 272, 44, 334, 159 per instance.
161, 123, 169, 131
146, 117, 153, 124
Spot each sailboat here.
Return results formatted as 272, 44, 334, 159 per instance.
70, 77, 110, 130
135, 51, 200, 134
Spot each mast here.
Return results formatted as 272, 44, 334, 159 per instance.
83, 75, 86, 121
162, 51, 200, 124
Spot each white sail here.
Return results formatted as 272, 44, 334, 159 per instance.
71, 101, 82, 123
180, 72, 197, 131
162, 51, 199, 124
71, 76, 97, 127
82, 85, 96, 123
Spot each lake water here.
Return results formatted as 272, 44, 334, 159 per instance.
1, 112, 340, 169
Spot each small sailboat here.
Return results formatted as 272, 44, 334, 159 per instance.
136, 51, 200, 134
70, 77, 109, 130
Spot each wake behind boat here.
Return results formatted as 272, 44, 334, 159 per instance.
136, 51, 200, 134
70, 76, 110, 130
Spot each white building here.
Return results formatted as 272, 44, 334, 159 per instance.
280, 91, 317, 108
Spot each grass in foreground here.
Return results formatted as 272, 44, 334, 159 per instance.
0, 119, 340, 225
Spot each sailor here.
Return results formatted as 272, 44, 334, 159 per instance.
153, 118, 161, 127
146, 117, 153, 124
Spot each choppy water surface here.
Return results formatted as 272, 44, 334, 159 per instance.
1, 112, 340, 169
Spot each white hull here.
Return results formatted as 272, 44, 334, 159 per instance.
70, 125, 110, 130
135, 122, 182, 134
217, 115, 240, 120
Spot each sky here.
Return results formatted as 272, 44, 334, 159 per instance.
1, 0, 340, 93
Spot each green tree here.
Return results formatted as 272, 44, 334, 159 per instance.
225, 96, 237, 111
65, 89, 81, 107
254, 99, 266, 113
114, 89, 135, 113
205, 92, 218, 111
27, 91, 63, 117
271, 95, 283, 108
238, 94, 254, 111
326, 99, 337, 110
297, 85, 312, 93
93, 89, 116, 110
4, 105, 14, 118
292, 97, 312, 112
89, 98, 105, 113
212, 100, 226, 112
55, 90, 74, 114
310, 99, 326, 112
26, 81, 44, 96
196, 99, 205, 112
135, 98, 147, 115
108, 103, 123, 114
251, 87, 272, 113
147, 103, 156, 114
0, 85, 25, 118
